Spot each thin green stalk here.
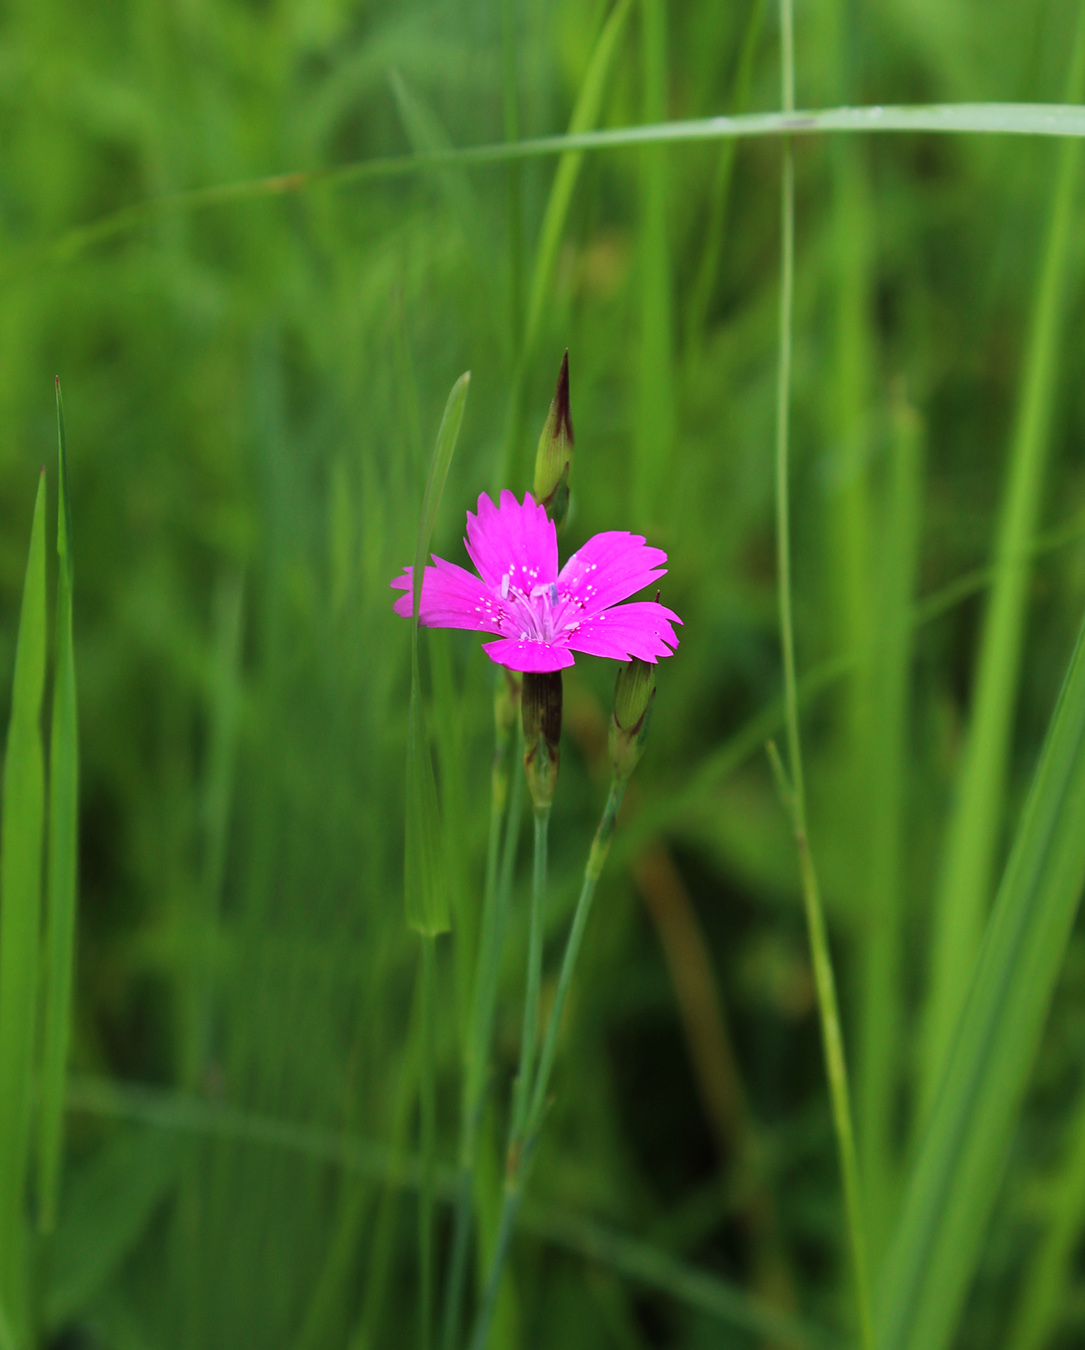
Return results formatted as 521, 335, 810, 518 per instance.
512, 809, 549, 1140
469, 780, 625, 1350
774, 1, 872, 1344
529, 781, 622, 1129
441, 719, 523, 1350
419, 936, 438, 1350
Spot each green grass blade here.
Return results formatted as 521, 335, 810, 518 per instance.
856, 396, 925, 1261
0, 470, 48, 1331
918, 6, 1085, 1123
38, 379, 80, 1236
405, 371, 469, 935
632, 0, 674, 528
684, 0, 768, 355
495, 0, 633, 492
521, 0, 632, 360
774, 1, 872, 1341
875, 608, 1085, 1350
18, 100, 1085, 285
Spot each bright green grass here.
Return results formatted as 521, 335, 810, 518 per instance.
2, 1, 1085, 1348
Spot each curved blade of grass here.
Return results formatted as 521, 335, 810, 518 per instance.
876, 609, 1085, 1350
494, 0, 633, 492
918, 4, 1085, 1124
38, 379, 80, 1236
0, 470, 48, 1331
17, 102, 1085, 289
405, 371, 469, 936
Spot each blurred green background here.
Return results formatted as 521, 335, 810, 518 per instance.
3, 0, 1085, 1346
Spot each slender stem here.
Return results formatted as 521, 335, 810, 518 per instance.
419, 936, 437, 1350
469, 780, 625, 1350
774, 1, 872, 1345
529, 781, 623, 1129
440, 721, 523, 1350
512, 808, 549, 1140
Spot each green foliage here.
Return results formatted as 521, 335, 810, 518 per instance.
0, 473, 46, 1339
3, 1, 1085, 1348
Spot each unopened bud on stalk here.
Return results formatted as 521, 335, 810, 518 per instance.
533, 351, 573, 534
522, 671, 563, 810
609, 657, 656, 782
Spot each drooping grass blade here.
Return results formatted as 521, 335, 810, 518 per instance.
876, 608, 1085, 1350
0, 470, 48, 1333
38, 378, 80, 1236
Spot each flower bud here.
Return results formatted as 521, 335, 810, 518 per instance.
609, 658, 656, 782
533, 351, 573, 534
522, 670, 562, 810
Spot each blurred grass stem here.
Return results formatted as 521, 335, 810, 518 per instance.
470, 779, 626, 1350
441, 721, 524, 1350
419, 936, 438, 1350
774, 0, 872, 1344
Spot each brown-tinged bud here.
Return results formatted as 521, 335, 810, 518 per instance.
522, 670, 563, 810
609, 658, 656, 782
533, 351, 573, 534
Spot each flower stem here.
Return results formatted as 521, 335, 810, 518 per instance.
468, 779, 625, 1350
512, 807, 549, 1141
440, 723, 524, 1350
774, 0, 872, 1343
419, 934, 438, 1350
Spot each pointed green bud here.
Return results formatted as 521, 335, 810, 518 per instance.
609, 658, 656, 782
533, 351, 573, 534
522, 670, 562, 810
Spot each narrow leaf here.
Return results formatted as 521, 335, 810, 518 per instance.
876, 607, 1085, 1350
522, 0, 633, 357
405, 372, 470, 934
0, 470, 48, 1327
38, 379, 80, 1235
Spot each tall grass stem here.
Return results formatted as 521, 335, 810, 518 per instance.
775, 1, 872, 1343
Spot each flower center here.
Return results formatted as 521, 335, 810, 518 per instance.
499, 573, 562, 643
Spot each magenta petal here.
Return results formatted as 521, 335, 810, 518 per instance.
557, 532, 668, 618
482, 638, 575, 673
563, 600, 681, 663
465, 490, 558, 593
391, 559, 510, 633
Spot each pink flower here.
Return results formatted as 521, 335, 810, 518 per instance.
391, 490, 682, 673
